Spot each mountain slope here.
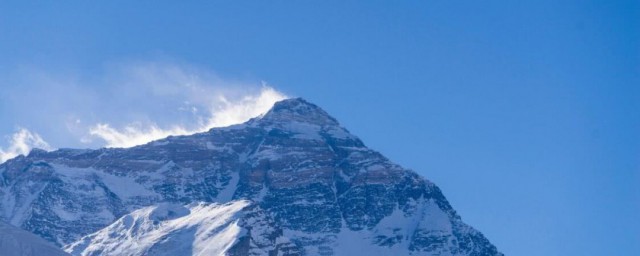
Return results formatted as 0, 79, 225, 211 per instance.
0, 98, 501, 255
0, 221, 69, 256
64, 200, 298, 256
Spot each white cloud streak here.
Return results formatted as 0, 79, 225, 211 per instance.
207, 86, 287, 128
88, 124, 189, 149
0, 60, 289, 151
0, 129, 52, 163
88, 86, 286, 148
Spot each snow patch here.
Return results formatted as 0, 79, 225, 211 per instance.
51, 164, 158, 200
215, 171, 239, 202
64, 201, 251, 256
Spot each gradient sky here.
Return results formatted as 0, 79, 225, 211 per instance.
1, 1, 638, 255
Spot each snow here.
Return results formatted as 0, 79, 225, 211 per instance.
51, 164, 158, 200
324, 127, 354, 140
277, 198, 458, 256
2, 180, 48, 226
64, 201, 251, 256
419, 199, 453, 232
52, 204, 81, 222
284, 122, 323, 141
0, 97, 501, 256
367, 164, 386, 171
337, 168, 352, 182
215, 171, 238, 202
96, 171, 158, 199
64, 198, 461, 256
206, 141, 234, 152
0, 221, 69, 256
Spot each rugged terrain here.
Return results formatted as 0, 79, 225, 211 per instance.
0, 98, 501, 255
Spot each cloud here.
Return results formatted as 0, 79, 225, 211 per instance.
206, 86, 287, 128
0, 129, 52, 163
88, 86, 286, 148
0, 60, 288, 150
88, 124, 189, 149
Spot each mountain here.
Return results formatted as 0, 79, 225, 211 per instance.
0, 98, 501, 255
0, 221, 69, 256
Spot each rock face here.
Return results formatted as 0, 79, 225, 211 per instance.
0, 98, 502, 255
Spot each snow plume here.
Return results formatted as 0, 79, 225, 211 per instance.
77, 61, 288, 148
208, 86, 287, 127
88, 124, 190, 149
0, 129, 52, 163
0, 60, 288, 149
89, 86, 286, 148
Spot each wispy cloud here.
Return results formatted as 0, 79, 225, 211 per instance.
0, 60, 289, 154
0, 129, 52, 163
88, 124, 189, 149
207, 86, 287, 128
88, 86, 286, 148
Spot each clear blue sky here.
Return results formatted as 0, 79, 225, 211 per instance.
1, 1, 638, 255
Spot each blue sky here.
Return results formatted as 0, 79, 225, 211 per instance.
1, 1, 638, 255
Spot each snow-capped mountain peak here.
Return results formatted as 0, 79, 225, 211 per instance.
258, 98, 339, 126
0, 98, 501, 255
